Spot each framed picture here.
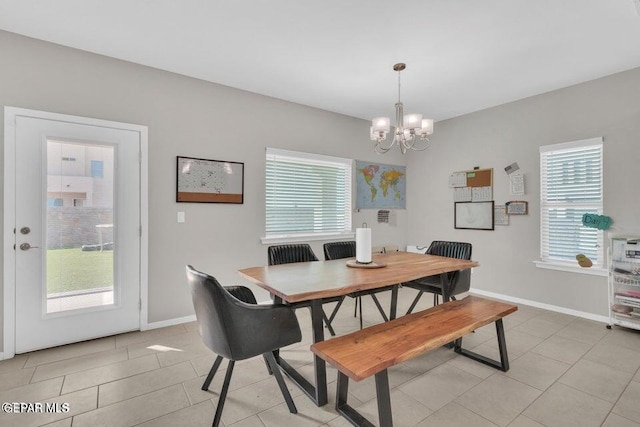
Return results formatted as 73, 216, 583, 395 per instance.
455, 201, 495, 230
494, 205, 509, 225
176, 156, 244, 203
506, 200, 528, 215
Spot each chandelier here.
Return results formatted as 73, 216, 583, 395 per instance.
370, 63, 434, 154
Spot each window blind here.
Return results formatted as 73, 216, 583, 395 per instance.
540, 138, 603, 266
265, 148, 352, 238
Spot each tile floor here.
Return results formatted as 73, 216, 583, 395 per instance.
1, 290, 640, 427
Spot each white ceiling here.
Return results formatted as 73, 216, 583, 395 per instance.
1, 0, 640, 122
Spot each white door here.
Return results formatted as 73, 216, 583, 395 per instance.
7, 110, 143, 353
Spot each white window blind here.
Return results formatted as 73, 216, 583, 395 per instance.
265, 148, 352, 240
540, 138, 603, 267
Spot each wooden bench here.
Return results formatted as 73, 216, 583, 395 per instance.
310, 295, 517, 427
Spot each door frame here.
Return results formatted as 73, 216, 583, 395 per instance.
3, 106, 149, 359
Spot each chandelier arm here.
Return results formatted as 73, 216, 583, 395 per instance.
374, 137, 397, 154
375, 141, 394, 154
405, 137, 430, 151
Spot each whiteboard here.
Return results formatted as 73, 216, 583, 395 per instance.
455, 201, 494, 230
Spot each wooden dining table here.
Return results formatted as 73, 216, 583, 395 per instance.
238, 251, 479, 407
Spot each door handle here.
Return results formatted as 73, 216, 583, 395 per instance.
19, 243, 40, 251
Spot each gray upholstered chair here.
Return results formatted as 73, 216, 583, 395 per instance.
186, 265, 301, 426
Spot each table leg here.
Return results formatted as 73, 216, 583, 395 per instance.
389, 286, 398, 320
440, 273, 451, 303
276, 299, 328, 407
310, 299, 328, 405
272, 296, 283, 363
440, 273, 454, 348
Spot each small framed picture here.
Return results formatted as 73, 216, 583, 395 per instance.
494, 205, 509, 225
506, 201, 528, 215
176, 156, 244, 203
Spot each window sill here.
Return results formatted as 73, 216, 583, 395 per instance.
533, 260, 608, 277
261, 231, 355, 245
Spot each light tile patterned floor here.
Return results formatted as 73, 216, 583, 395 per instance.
1, 290, 640, 426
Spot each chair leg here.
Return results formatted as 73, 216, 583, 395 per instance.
406, 290, 424, 315
369, 294, 389, 322
212, 360, 234, 427
264, 352, 297, 414
202, 355, 224, 391
263, 354, 273, 375
327, 296, 345, 324
322, 310, 337, 337
353, 296, 358, 317
358, 296, 363, 330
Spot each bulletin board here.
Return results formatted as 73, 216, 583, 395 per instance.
465, 169, 492, 188
449, 168, 494, 202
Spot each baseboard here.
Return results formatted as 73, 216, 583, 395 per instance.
141, 314, 197, 331
139, 292, 608, 331
470, 288, 609, 324
0, 352, 4, 360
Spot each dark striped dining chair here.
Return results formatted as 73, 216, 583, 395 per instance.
404, 241, 473, 314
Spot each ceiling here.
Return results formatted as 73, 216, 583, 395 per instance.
1, 0, 640, 122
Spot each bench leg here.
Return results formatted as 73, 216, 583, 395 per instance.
495, 318, 510, 371
335, 371, 393, 427
454, 319, 510, 371
375, 370, 393, 427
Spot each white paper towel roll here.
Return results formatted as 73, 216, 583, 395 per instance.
356, 228, 372, 264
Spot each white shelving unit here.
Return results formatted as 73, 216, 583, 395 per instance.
608, 234, 640, 330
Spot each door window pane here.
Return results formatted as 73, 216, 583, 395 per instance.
46, 140, 115, 314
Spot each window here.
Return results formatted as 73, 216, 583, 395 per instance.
91, 160, 104, 178
264, 148, 352, 243
47, 198, 63, 207
539, 137, 603, 269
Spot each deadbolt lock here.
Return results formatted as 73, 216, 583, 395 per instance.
20, 227, 31, 235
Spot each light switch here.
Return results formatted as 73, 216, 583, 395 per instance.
177, 212, 185, 223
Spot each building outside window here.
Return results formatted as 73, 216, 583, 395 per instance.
91, 160, 104, 178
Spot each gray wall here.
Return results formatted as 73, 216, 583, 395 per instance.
407, 67, 640, 317
0, 31, 409, 353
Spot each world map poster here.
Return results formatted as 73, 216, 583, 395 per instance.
355, 161, 406, 209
